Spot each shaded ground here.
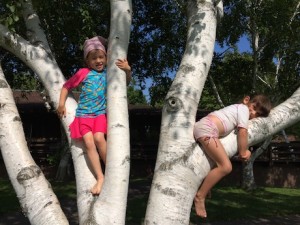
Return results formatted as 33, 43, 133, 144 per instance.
1, 181, 300, 225
193, 215, 300, 225
1, 207, 300, 225
0, 198, 78, 225
1, 196, 300, 225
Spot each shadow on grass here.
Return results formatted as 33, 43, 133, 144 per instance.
1, 178, 300, 224
190, 186, 300, 224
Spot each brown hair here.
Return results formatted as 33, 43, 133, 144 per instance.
249, 94, 272, 117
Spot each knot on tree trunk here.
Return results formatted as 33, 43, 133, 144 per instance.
165, 96, 183, 113
17, 165, 41, 185
13, 116, 22, 122
0, 79, 8, 88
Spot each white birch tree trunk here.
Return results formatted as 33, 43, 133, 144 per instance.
21, 0, 72, 183
92, 1, 132, 224
0, 64, 69, 225
145, 1, 219, 224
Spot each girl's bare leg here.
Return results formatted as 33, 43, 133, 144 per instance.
83, 132, 104, 195
194, 138, 232, 218
94, 132, 107, 164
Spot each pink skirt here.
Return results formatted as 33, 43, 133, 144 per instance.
69, 114, 107, 139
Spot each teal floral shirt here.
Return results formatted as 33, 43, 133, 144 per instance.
63, 68, 107, 118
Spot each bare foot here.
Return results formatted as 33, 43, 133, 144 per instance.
194, 195, 207, 218
91, 178, 104, 195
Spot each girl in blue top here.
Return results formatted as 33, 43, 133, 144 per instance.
57, 36, 131, 195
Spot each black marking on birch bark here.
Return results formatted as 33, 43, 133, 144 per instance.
179, 64, 195, 74
0, 103, 6, 108
13, 116, 22, 122
165, 97, 183, 113
153, 184, 177, 197
79, 151, 85, 157
17, 165, 41, 185
158, 142, 198, 172
0, 80, 8, 88
82, 197, 99, 225
43, 201, 53, 208
161, 188, 176, 197
112, 123, 125, 128
82, 216, 98, 225
122, 155, 130, 165
168, 82, 183, 95
161, 187, 176, 197
4, 35, 17, 49
153, 183, 162, 191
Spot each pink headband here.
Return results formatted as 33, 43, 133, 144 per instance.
83, 36, 107, 59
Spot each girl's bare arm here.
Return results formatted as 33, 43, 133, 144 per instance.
57, 87, 69, 118
237, 128, 251, 160
115, 59, 132, 85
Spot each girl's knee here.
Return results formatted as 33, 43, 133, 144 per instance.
94, 135, 106, 147
218, 160, 232, 176
83, 137, 95, 150
94, 132, 105, 140
222, 163, 232, 175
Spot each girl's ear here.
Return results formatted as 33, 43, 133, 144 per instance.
243, 96, 250, 104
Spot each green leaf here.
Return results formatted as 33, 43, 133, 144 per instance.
8, 5, 16, 13
8, 16, 13, 25
13, 15, 19, 22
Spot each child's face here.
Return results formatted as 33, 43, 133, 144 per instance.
248, 103, 259, 120
86, 49, 107, 72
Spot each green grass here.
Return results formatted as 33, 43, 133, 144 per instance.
190, 186, 300, 223
1, 178, 300, 223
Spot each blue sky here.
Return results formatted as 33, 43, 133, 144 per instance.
215, 34, 251, 53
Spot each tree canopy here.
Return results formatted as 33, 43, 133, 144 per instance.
0, 0, 299, 106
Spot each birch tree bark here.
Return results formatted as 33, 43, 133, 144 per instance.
0, 2, 97, 223
0, 64, 68, 225
0, 23, 95, 225
145, 0, 220, 223
21, 0, 71, 183
91, 0, 132, 224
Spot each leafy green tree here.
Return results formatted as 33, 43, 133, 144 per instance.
0, 0, 187, 96
149, 76, 173, 107
217, 0, 299, 97
127, 85, 147, 105
210, 51, 254, 103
